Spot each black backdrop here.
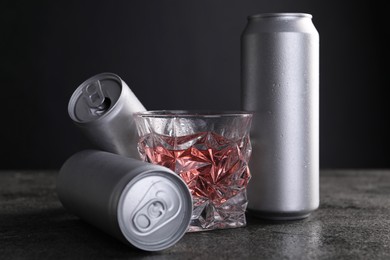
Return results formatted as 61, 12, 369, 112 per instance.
1, 0, 389, 169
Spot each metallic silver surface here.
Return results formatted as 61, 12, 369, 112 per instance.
68, 73, 146, 158
56, 150, 192, 251
241, 13, 319, 220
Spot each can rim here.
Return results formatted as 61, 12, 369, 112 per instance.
68, 72, 124, 123
248, 13, 312, 20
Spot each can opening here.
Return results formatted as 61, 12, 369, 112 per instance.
82, 80, 111, 116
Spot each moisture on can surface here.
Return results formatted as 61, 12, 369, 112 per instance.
241, 13, 319, 220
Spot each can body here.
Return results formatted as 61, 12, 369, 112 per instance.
57, 150, 192, 251
68, 73, 146, 158
241, 13, 319, 220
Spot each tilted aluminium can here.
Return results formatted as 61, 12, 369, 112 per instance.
68, 72, 146, 158
241, 13, 319, 220
57, 150, 193, 251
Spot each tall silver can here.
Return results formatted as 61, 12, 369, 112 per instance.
68, 72, 146, 158
241, 13, 319, 220
57, 150, 193, 251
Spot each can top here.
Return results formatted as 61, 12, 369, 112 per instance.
248, 13, 312, 20
117, 169, 192, 251
68, 73, 123, 123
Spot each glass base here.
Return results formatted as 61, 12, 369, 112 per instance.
186, 192, 248, 232
187, 217, 247, 232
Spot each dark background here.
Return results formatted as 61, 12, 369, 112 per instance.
1, 0, 389, 170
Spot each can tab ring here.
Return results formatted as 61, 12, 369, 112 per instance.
82, 80, 111, 116
133, 199, 167, 233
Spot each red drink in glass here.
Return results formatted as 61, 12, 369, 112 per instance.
138, 131, 251, 232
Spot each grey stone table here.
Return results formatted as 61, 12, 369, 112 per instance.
1, 170, 389, 259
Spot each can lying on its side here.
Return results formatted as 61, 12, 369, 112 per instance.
57, 150, 193, 251
68, 72, 146, 158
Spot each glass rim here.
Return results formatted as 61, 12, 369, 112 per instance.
133, 110, 253, 118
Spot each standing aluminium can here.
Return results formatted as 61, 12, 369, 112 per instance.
68, 72, 146, 158
57, 150, 193, 251
241, 13, 319, 220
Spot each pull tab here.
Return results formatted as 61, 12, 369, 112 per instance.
133, 199, 167, 233
82, 80, 111, 116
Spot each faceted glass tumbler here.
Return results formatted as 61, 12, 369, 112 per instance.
133, 110, 253, 232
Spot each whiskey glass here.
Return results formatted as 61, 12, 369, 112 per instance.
134, 110, 253, 232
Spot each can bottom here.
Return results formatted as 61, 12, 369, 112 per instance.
247, 209, 312, 221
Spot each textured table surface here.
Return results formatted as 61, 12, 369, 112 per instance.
1, 170, 389, 259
